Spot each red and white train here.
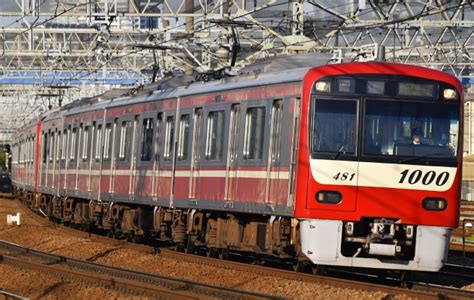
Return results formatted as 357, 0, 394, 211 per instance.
11, 54, 463, 272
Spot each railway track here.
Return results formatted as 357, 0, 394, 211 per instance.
9, 199, 474, 299
441, 263, 474, 281
0, 291, 26, 300
0, 240, 277, 300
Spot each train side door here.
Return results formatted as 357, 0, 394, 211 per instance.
189, 108, 203, 199
40, 130, 48, 188
135, 114, 155, 199
225, 104, 241, 201
109, 119, 118, 193
128, 116, 139, 198
306, 97, 359, 212
54, 129, 61, 193
48, 130, 55, 189
266, 100, 284, 206
152, 113, 163, 199
62, 127, 71, 193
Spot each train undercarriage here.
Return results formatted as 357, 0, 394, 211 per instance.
13, 187, 449, 277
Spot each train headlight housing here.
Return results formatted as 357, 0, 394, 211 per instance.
315, 81, 330, 92
405, 225, 414, 239
315, 191, 342, 204
345, 222, 354, 236
422, 198, 447, 211
443, 88, 457, 100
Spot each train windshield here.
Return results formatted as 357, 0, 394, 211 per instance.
312, 99, 357, 155
364, 100, 459, 160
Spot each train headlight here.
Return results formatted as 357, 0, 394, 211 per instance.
315, 191, 342, 204
315, 81, 330, 92
443, 89, 457, 100
422, 198, 447, 211
345, 222, 354, 235
406, 225, 414, 239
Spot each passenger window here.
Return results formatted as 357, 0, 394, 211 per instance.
103, 123, 112, 162
56, 132, 61, 162
177, 114, 190, 161
42, 132, 48, 163
141, 118, 154, 161
270, 100, 283, 163
205, 110, 225, 160
82, 126, 90, 161
243, 107, 266, 160
155, 113, 163, 161
69, 128, 76, 161
164, 116, 175, 161
119, 121, 133, 161
62, 129, 68, 161
49, 132, 55, 162
78, 125, 83, 161
95, 124, 102, 161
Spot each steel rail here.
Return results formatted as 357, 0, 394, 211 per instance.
0, 255, 199, 300
0, 240, 278, 300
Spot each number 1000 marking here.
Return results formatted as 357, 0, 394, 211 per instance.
399, 169, 449, 186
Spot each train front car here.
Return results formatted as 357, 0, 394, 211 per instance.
295, 63, 463, 272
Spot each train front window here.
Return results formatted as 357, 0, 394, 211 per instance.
312, 99, 357, 155
364, 100, 459, 160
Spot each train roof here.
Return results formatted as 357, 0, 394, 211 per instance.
42, 53, 333, 120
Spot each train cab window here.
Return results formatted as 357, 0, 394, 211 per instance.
141, 118, 154, 161
243, 107, 265, 160
364, 100, 459, 159
205, 110, 225, 161
164, 116, 175, 161
312, 99, 357, 155
119, 121, 133, 162
95, 124, 102, 161
103, 123, 112, 162
177, 114, 190, 161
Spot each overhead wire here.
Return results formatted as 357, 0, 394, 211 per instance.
6, 1, 470, 86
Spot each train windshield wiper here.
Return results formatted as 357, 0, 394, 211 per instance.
333, 145, 345, 160
399, 153, 452, 164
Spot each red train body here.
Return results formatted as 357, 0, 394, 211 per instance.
11, 55, 463, 272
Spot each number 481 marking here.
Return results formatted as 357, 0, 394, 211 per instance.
333, 172, 356, 181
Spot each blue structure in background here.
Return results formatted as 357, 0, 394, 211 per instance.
462, 77, 474, 86
0, 71, 147, 86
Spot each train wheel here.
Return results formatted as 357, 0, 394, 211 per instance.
184, 238, 195, 254
218, 248, 229, 260
399, 271, 413, 288
113, 231, 122, 239
132, 234, 142, 244
206, 247, 218, 258
311, 265, 325, 276
175, 242, 185, 252
293, 260, 306, 272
